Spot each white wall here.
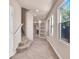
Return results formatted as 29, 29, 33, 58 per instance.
9, 5, 14, 57
25, 11, 33, 40
9, 0, 21, 57
46, 0, 70, 59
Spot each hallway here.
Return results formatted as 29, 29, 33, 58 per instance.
9, 0, 70, 59
10, 38, 59, 59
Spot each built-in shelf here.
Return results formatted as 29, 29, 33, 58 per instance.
34, 20, 46, 39
39, 21, 45, 39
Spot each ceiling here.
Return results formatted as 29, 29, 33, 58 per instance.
16, 0, 57, 19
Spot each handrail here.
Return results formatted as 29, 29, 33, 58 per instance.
14, 23, 23, 35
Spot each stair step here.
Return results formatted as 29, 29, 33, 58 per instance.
16, 37, 33, 53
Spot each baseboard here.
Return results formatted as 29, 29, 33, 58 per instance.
46, 37, 62, 59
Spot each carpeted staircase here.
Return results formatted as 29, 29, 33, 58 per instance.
16, 36, 33, 53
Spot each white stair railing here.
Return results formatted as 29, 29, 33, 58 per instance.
14, 23, 23, 35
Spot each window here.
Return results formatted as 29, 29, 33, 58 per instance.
47, 15, 54, 36
51, 16, 54, 35
58, 0, 70, 43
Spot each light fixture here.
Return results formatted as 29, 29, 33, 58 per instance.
35, 9, 39, 12
39, 20, 41, 24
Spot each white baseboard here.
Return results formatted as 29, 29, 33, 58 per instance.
46, 37, 62, 59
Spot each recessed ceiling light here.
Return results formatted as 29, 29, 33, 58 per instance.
36, 9, 39, 12
39, 20, 41, 24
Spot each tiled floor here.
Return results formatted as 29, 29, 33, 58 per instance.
10, 38, 59, 59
